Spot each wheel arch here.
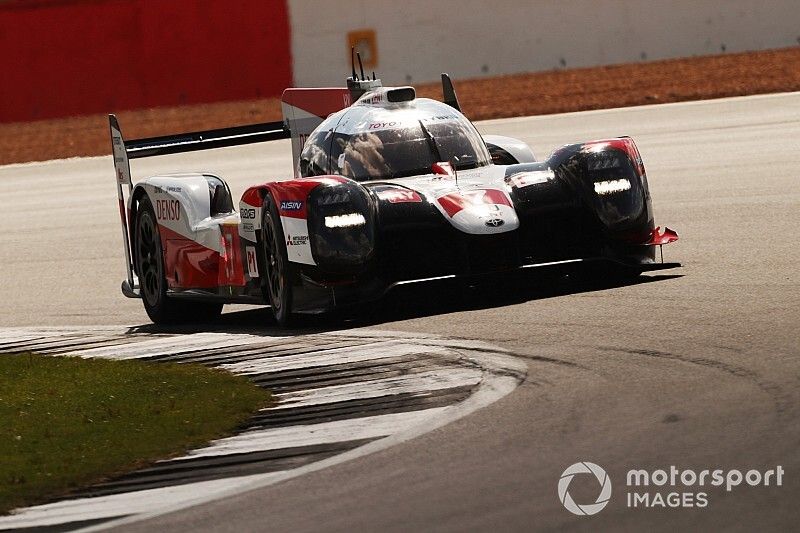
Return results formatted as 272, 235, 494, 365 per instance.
129, 184, 151, 278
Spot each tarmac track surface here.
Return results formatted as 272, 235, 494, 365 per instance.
0, 93, 799, 531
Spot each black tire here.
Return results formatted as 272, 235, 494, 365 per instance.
261, 193, 297, 327
134, 196, 222, 324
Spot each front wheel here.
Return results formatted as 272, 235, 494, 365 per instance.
261, 194, 297, 327
135, 196, 222, 324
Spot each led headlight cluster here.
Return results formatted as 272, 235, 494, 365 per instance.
594, 178, 631, 196
587, 153, 621, 171
318, 190, 351, 205
307, 182, 376, 273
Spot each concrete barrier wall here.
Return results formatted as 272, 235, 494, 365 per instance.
2, 0, 798, 122
0, 0, 291, 123
289, 0, 800, 87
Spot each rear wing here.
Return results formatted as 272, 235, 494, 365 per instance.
108, 115, 289, 295
280, 88, 351, 175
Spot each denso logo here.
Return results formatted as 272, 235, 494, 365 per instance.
280, 201, 303, 211
241, 208, 256, 219
156, 199, 181, 221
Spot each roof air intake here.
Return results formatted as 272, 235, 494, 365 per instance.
387, 87, 416, 103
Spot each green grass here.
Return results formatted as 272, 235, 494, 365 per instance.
0, 352, 270, 514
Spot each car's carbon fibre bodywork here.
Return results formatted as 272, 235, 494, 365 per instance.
109, 73, 678, 324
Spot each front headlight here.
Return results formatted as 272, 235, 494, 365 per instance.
593, 178, 631, 196
307, 182, 375, 273
324, 213, 367, 228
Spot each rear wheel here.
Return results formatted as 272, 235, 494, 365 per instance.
261, 194, 297, 327
135, 196, 222, 324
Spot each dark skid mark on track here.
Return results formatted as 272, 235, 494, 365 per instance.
247, 389, 474, 429
4, 516, 131, 533
602, 346, 792, 418
70, 439, 378, 498
433, 340, 579, 369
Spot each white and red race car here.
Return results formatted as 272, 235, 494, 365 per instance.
110, 69, 678, 326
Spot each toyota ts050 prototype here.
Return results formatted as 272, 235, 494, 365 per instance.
109, 66, 679, 326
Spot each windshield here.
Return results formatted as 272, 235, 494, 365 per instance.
329, 117, 490, 182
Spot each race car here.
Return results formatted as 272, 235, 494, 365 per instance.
109, 66, 679, 326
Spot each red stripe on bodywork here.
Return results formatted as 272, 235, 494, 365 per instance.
158, 224, 219, 289
219, 224, 246, 287
263, 176, 348, 219
281, 88, 351, 119
437, 189, 511, 217
375, 186, 423, 204
437, 195, 469, 217
241, 187, 264, 208
584, 137, 645, 176
431, 162, 455, 176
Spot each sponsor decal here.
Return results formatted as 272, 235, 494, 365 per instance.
420, 114, 457, 123
280, 201, 304, 211
241, 208, 257, 220
362, 93, 384, 105
242, 222, 254, 232
366, 115, 458, 131
558, 461, 785, 515
485, 218, 505, 228
369, 121, 399, 129
286, 234, 309, 246
245, 246, 259, 277
155, 199, 181, 221
166, 185, 182, 193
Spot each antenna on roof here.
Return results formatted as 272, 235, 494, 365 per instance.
357, 52, 366, 80
347, 49, 382, 101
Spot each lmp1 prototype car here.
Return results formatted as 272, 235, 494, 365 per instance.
109, 68, 678, 326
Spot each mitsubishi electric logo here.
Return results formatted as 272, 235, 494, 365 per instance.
558, 462, 612, 516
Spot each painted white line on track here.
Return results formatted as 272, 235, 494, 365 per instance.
220, 341, 451, 374
67, 332, 281, 359
0, 473, 285, 530
173, 407, 449, 460
272, 368, 482, 410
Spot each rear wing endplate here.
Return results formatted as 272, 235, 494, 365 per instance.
108, 115, 289, 295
